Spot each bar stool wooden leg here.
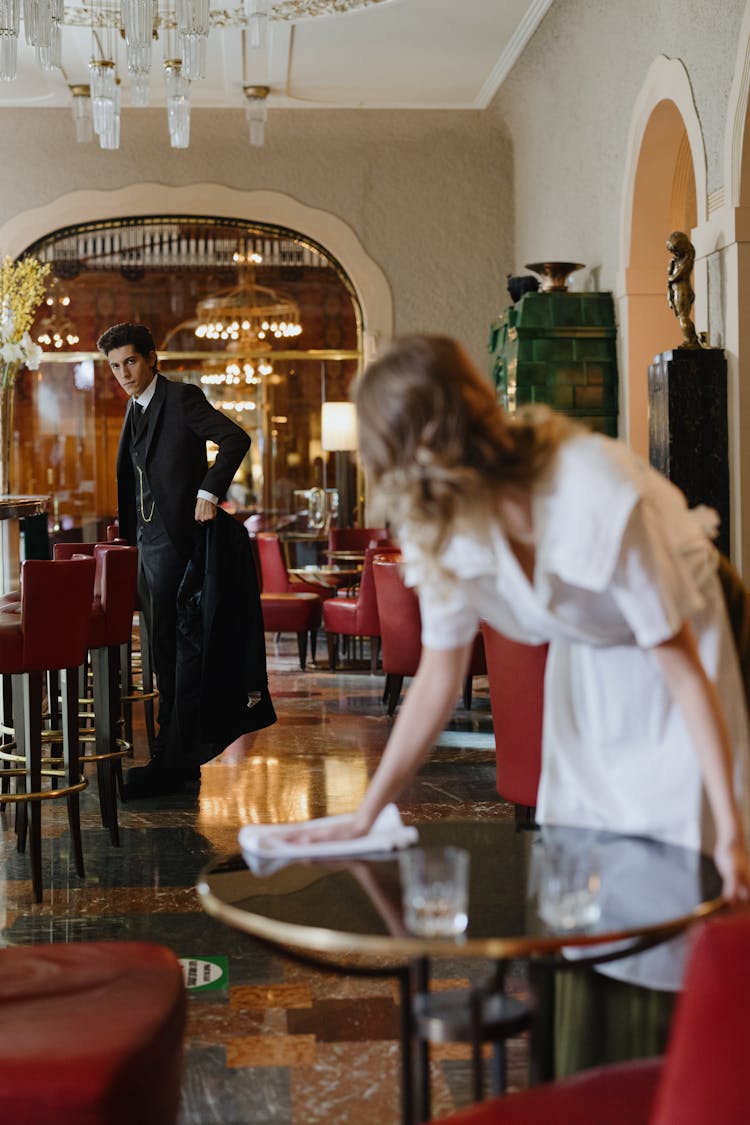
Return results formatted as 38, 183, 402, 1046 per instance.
61, 665, 85, 879
91, 645, 120, 847
13, 671, 44, 903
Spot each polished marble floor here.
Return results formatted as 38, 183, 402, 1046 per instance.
0, 635, 528, 1125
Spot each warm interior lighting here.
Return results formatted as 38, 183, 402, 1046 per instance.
194, 263, 302, 344
321, 401, 357, 451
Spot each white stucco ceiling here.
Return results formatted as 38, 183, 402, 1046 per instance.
0, 0, 553, 110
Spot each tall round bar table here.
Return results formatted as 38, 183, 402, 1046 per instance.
0, 495, 50, 592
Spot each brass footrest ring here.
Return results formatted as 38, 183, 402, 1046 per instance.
0, 774, 88, 802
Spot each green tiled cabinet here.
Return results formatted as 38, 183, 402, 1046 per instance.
489, 291, 618, 436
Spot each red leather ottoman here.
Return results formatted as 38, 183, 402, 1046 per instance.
0, 942, 186, 1125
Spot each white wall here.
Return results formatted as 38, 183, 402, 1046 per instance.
0, 105, 514, 372
489, 0, 746, 294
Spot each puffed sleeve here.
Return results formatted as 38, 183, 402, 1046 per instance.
608, 496, 710, 648
401, 536, 480, 650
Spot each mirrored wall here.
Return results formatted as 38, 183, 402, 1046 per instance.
15, 216, 362, 538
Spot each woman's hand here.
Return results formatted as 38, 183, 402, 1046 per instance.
279, 809, 374, 848
714, 835, 750, 904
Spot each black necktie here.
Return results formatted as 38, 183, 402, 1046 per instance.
132, 401, 143, 418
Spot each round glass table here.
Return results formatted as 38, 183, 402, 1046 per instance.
197, 820, 724, 1123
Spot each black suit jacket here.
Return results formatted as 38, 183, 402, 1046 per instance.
116, 373, 251, 559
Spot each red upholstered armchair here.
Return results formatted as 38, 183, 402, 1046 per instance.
480, 625, 546, 824
255, 532, 336, 599
373, 553, 486, 715
429, 911, 750, 1125
324, 544, 400, 672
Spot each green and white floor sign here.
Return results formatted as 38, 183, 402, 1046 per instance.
179, 955, 229, 992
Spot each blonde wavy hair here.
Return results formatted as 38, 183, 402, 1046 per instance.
353, 335, 578, 554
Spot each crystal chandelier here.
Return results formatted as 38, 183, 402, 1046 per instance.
244, 84, 269, 147
194, 265, 302, 344
35, 283, 80, 348
1, 0, 389, 148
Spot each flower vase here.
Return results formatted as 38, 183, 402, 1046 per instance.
0, 366, 17, 497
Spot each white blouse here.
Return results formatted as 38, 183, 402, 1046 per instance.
401, 432, 750, 856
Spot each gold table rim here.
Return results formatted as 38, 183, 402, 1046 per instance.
196, 863, 726, 966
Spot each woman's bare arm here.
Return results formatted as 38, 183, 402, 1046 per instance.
651, 621, 750, 901
288, 642, 473, 844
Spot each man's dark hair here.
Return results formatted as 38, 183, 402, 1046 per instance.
97, 322, 157, 358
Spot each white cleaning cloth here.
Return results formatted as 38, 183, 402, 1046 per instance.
239, 803, 417, 869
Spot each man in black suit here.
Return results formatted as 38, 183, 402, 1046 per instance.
98, 322, 252, 798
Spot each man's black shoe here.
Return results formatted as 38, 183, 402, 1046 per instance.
122, 758, 201, 800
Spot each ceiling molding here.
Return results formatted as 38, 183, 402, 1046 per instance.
474, 0, 555, 109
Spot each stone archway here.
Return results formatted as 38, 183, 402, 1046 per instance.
0, 183, 394, 362
618, 56, 704, 458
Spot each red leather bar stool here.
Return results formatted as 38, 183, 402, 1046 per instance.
0, 941, 186, 1125
52, 541, 158, 756
0, 557, 96, 902
74, 544, 139, 847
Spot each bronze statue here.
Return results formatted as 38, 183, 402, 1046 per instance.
667, 231, 702, 349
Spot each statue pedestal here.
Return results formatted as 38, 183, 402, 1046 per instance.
648, 348, 729, 556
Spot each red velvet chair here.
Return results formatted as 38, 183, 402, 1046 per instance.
256, 532, 337, 599
480, 625, 547, 823
429, 912, 750, 1125
324, 544, 399, 672
0, 941, 186, 1125
373, 554, 486, 715
261, 592, 323, 671
0, 557, 96, 901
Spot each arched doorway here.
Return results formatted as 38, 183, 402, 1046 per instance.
623, 101, 698, 456
11, 212, 369, 538
618, 56, 706, 458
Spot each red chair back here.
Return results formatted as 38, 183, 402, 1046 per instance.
373, 554, 422, 677
351, 544, 400, 634
650, 913, 750, 1125
53, 542, 97, 559
256, 533, 290, 593
480, 624, 546, 808
328, 527, 391, 553
94, 544, 139, 646
21, 558, 96, 671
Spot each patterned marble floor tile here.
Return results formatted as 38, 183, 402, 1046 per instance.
287, 995, 401, 1042
231, 982, 313, 1010
178, 1043, 291, 1125
227, 1033, 317, 1068
289, 1041, 403, 1125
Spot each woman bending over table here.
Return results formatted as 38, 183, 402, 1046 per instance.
293, 334, 750, 904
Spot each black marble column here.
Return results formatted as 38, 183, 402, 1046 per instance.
648, 348, 729, 557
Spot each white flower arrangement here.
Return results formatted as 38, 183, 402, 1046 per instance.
0, 332, 43, 371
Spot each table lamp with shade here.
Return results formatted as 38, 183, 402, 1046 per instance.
322, 401, 357, 526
